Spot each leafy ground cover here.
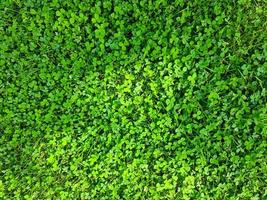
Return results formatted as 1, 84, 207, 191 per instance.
0, 0, 266, 199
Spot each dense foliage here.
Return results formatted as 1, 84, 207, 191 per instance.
0, 0, 266, 199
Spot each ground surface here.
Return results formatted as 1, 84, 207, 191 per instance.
0, 0, 266, 199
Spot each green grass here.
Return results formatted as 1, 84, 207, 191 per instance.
0, 0, 266, 199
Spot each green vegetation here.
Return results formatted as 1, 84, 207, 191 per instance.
0, 0, 266, 199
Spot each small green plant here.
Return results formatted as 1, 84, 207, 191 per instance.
0, 0, 266, 199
